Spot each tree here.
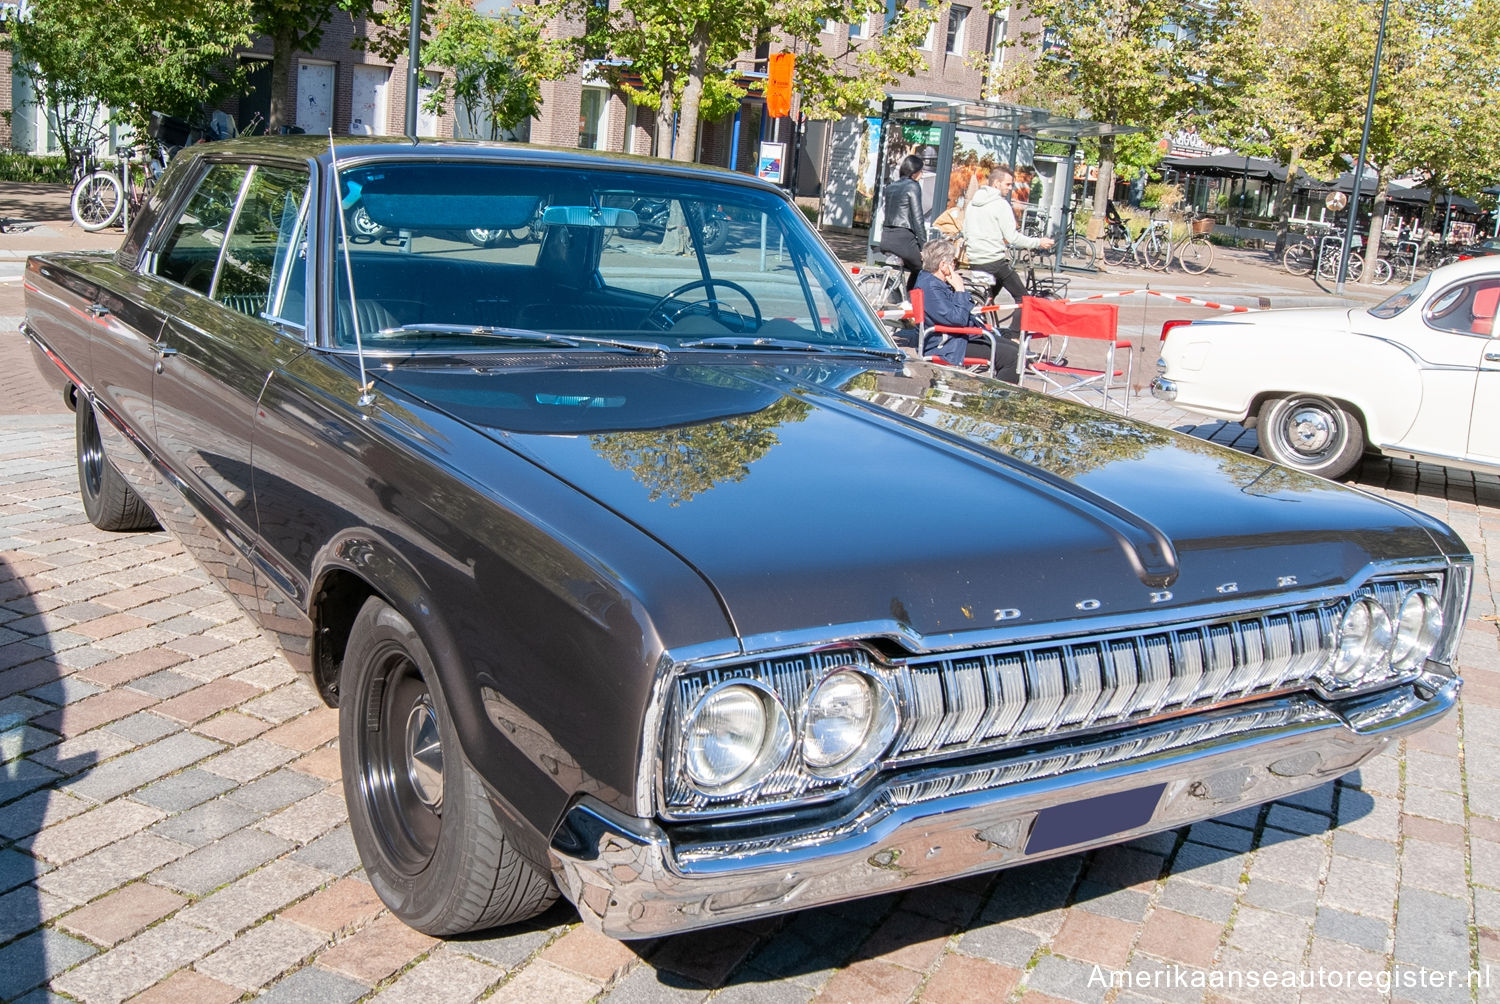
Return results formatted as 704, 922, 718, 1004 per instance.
985, 0, 1255, 217
577, 0, 935, 162
409, 0, 574, 138
253, 0, 377, 133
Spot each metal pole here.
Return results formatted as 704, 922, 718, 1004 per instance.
1336, 0, 1390, 293
404, 0, 421, 138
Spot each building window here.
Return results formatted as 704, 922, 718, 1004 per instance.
579, 87, 608, 150
849, 16, 869, 37
987, 9, 1010, 74
946, 4, 970, 54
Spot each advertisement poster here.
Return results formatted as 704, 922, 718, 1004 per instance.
757, 142, 785, 184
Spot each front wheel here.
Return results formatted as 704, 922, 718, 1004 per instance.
1257, 394, 1365, 480
1283, 241, 1314, 276
1061, 233, 1095, 269
341, 597, 557, 935
71, 172, 123, 231
1100, 230, 1132, 268
1371, 257, 1394, 285
1177, 234, 1213, 274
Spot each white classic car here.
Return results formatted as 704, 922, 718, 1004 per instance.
1151, 256, 1500, 480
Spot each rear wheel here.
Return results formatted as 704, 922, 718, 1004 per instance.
1258, 394, 1365, 480
1282, 241, 1314, 276
1177, 234, 1213, 274
75, 398, 157, 531
1100, 230, 1132, 267
71, 172, 123, 231
341, 597, 557, 935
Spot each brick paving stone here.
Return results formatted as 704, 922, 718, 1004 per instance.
317, 912, 440, 985
28, 723, 134, 776
812, 956, 924, 1004
1263, 804, 1331, 836
62, 731, 223, 803
1313, 905, 1390, 954
289, 744, 341, 780
601, 965, 712, 1003
1021, 953, 1109, 1004
257, 789, 347, 844
370, 948, 505, 1004
712, 976, 818, 1003
224, 767, 325, 814
152, 827, 293, 895
0, 883, 68, 943
1336, 789, 1399, 841
1247, 832, 1324, 891
1224, 905, 1309, 965
0, 757, 62, 805
0, 927, 97, 1001
241, 684, 322, 724
542, 924, 642, 983
650, 922, 763, 986
149, 797, 261, 847
1240, 879, 1317, 918
195, 917, 329, 990
955, 922, 1041, 969
1156, 878, 1235, 924
1401, 784, 1466, 825
919, 952, 1021, 1004
1330, 829, 1400, 863
261, 707, 338, 752
0, 788, 91, 840
25, 798, 166, 863
1472, 837, 1500, 888
489, 959, 601, 1003
1135, 908, 1222, 970
70, 612, 149, 640
165, 633, 233, 657
125, 668, 200, 699
24, 675, 102, 707
151, 678, 260, 725
1051, 909, 1136, 968
54, 882, 186, 947
0, 843, 50, 895
100, 711, 180, 745
177, 858, 328, 936
256, 965, 369, 1004
134, 767, 238, 812
1393, 886, 1472, 973
74, 648, 188, 688
48, 919, 228, 1004
1320, 856, 1397, 919
192, 710, 273, 744
30, 687, 155, 737
1073, 882, 1152, 923
280, 875, 385, 937
1184, 821, 1254, 854
200, 737, 299, 783
1168, 842, 1246, 891
1086, 845, 1165, 890
854, 908, 955, 973
36, 832, 192, 906
1400, 837, 1468, 896
288, 821, 359, 875
126, 968, 244, 1004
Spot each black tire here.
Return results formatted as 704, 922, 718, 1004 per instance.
1282, 241, 1313, 276
340, 597, 557, 935
75, 398, 157, 531
1100, 230, 1131, 268
1258, 394, 1365, 480
1061, 233, 1095, 269
1178, 234, 1213, 274
699, 215, 729, 253
71, 172, 123, 231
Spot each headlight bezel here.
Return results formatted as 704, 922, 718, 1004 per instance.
680, 678, 793, 797
799, 667, 900, 780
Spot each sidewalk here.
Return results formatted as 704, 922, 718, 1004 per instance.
2, 184, 1497, 1003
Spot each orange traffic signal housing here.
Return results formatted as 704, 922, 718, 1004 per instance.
767, 53, 795, 118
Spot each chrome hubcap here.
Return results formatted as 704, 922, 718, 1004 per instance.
405, 699, 444, 809
1286, 406, 1333, 455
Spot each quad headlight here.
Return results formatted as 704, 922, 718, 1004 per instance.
682, 681, 792, 795
800, 669, 899, 779
1327, 583, 1448, 688
1392, 589, 1443, 672
1330, 596, 1392, 683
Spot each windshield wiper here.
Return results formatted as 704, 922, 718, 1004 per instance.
375, 323, 668, 357
678, 335, 903, 360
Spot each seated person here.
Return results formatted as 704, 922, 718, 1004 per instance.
912, 239, 1020, 383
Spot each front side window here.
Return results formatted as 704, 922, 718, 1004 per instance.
154, 162, 250, 294
329, 161, 892, 356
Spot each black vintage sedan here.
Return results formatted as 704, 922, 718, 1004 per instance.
22, 137, 1470, 939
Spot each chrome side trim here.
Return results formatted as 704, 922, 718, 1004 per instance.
553, 677, 1457, 938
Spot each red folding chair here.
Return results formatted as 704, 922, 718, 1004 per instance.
908, 286, 999, 376
1019, 296, 1134, 414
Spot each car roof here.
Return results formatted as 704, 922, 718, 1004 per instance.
197, 134, 790, 198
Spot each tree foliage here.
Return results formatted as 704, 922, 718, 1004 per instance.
3, 0, 251, 136
253, 0, 377, 132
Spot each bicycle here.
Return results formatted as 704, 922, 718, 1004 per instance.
70, 141, 167, 232
1170, 225, 1214, 275
1101, 213, 1173, 270
852, 255, 909, 312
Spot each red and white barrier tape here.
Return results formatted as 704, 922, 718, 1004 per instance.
1062, 289, 1261, 312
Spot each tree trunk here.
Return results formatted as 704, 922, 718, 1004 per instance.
1360, 174, 1388, 285
268, 27, 296, 134
672, 21, 712, 163
655, 76, 674, 157
1091, 134, 1116, 219
1273, 145, 1302, 255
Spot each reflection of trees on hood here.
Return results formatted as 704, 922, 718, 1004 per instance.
590, 396, 813, 505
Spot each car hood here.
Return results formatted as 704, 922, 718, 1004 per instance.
379, 359, 1459, 648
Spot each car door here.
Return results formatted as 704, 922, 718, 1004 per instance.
150, 162, 312, 592
1461, 279, 1500, 462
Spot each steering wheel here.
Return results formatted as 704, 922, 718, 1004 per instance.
641, 278, 762, 332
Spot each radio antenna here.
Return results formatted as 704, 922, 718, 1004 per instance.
328, 131, 375, 408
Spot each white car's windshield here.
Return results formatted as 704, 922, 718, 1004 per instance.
1368, 274, 1431, 319
329, 160, 892, 355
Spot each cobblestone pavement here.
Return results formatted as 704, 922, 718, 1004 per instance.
2, 195, 1498, 1001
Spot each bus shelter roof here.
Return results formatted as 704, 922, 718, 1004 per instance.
883, 92, 1138, 141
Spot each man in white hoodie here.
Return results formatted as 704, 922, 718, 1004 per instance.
962, 166, 1054, 305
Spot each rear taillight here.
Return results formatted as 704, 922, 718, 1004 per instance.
1160, 319, 1192, 341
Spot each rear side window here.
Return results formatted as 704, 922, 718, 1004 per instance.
154, 162, 249, 293
216, 166, 311, 327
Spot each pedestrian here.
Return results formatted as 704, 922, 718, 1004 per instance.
962, 166, 1054, 308
878, 154, 927, 293
912, 239, 1020, 382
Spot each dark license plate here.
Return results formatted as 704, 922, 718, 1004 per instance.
1025, 783, 1167, 855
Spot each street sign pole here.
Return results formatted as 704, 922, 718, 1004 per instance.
1336, 0, 1391, 294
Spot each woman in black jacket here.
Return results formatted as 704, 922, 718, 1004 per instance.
878, 154, 926, 292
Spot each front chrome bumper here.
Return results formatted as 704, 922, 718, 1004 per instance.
549, 676, 1457, 938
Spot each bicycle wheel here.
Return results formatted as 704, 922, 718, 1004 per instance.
1100, 230, 1132, 267
71, 172, 123, 231
1138, 233, 1168, 271
1319, 249, 1360, 281
1177, 234, 1213, 275
1283, 240, 1314, 276
854, 270, 900, 310
1371, 257, 1393, 285
1061, 233, 1095, 269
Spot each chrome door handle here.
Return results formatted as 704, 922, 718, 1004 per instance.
153, 344, 177, 373
86, 303, 109, 318
1485, 351, 1500, 362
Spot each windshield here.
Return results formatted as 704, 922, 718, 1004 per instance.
329, 160, 892, 355
1368, 273, 1431, 319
